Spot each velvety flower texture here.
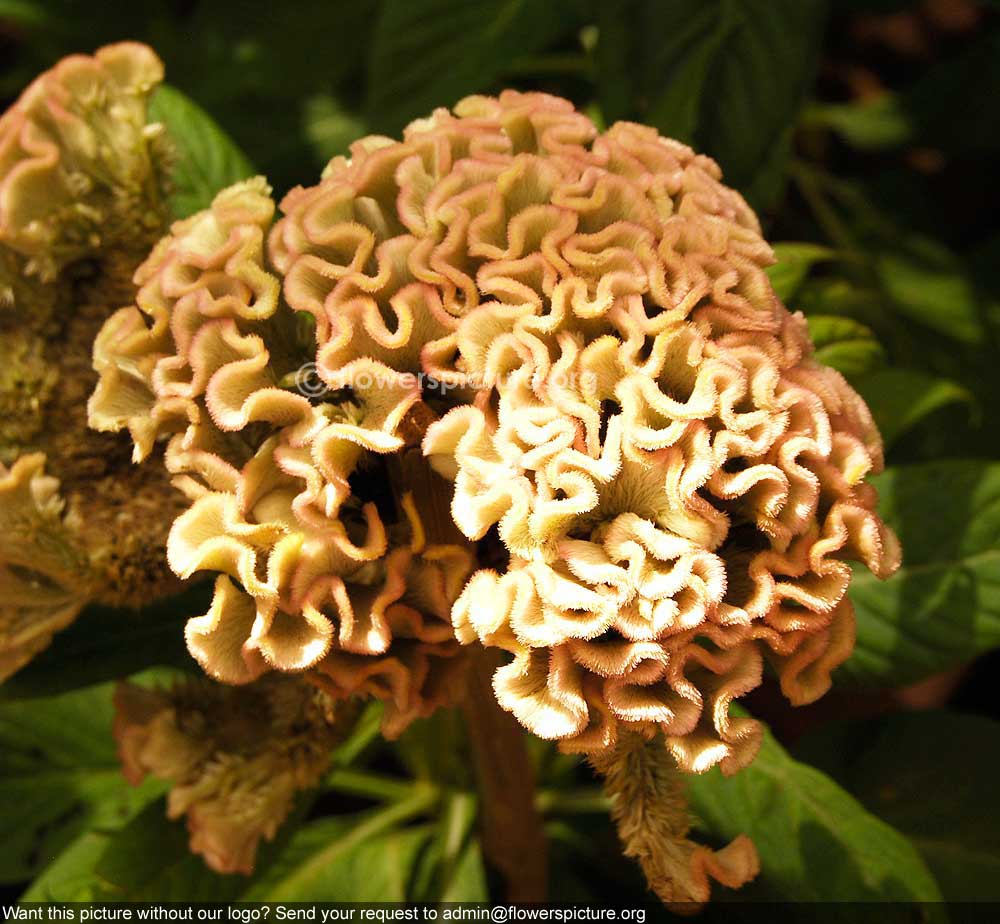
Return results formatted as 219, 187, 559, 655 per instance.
590, 731, 758, 907
0, 41, 168, 281
90, 178, 473, 736
403, 92, 898, 772
91, 90, 899, 774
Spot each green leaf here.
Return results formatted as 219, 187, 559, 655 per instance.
877, 248, 985, 346
20, 832, 110, 901
246, 790, 438, 901
897, 28, 1000, 157
439, 838, 488, 902
795, 711, 1000, 902
302, 94, 367, 164
39, 792, 314, 901
767, 243, 836, 303
0, 684, 162, 884
544, 816, 648, 904
0, 583, 210, 702
844, 460, 1000, 684
70, 1, 373, 190
149, 84, 256, 218
797, 278, 892, 328
395, 707, 472, 786
807, 314, 886, 378
0, 0, 48, 26
91, 800, 244, 901
853, 368, 971, 449
432, 792, 487, 901
686, 716, 943, 903
803, 94, 913, 150
365, 0, 581, 135
596, 0, 828, 204
797, 275, 985, 406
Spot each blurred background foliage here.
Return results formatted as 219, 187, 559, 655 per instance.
2, 0, 1000, 912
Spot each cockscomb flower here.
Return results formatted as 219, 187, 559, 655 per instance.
89, 88, 900, 904
405, 92, 900, 772
0, 41, 170, 281
90, 178, 474, 735
114, 676, 358, 874
0, 44, 178, 679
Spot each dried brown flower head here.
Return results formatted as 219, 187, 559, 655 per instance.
114, 676, 357, 874
0, 41, 169, 281
0, 43, 178, 679
0, 454, 91, 678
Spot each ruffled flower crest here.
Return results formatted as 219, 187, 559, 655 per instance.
0, 41, 169, 281
91, 177, 474, 735
391, 92, 902, 773
87, 88, 901, 903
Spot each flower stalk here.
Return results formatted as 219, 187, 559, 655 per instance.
462, 645, 549, 903
391, 417, 548, 902
590, 732, 759, 911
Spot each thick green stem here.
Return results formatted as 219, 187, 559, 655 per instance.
326, 767, 426, 803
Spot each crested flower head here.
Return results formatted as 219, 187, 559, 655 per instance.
0, 41, 169, 281
0, 44, 177, 678
87, 88, 903, 907
91, 91, 899, 770
91, 178, 473, 735
273, 89, 895, 774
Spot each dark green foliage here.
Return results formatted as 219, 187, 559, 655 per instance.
795, 711, 1000, 901
595, 0, 828, 207
687, 712, 943, 904
149, 85, 256, 218
2, 0, 999, 905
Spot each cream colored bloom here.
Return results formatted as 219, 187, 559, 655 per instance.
0, 42, 169, 281
91, 90, 899, 764
87, 88, 902, 907
91, 179, 474, 735
394, 92, 899, 772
